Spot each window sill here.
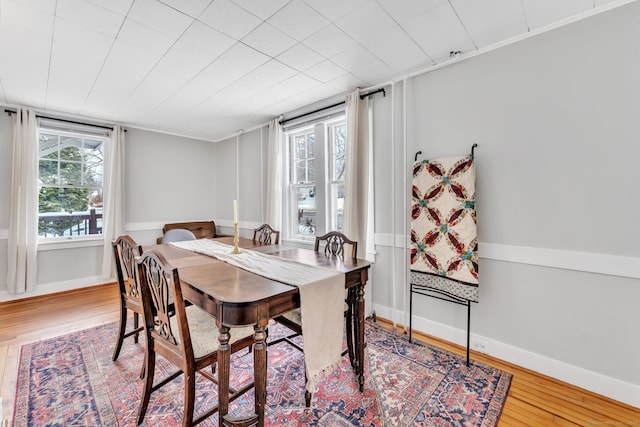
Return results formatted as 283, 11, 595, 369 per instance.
38, 236, 104, 251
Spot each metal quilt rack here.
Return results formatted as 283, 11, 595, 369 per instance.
409, 144, 478, 367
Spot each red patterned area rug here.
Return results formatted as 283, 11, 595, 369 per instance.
13, 320, 511, 426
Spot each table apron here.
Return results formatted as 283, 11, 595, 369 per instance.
181, 283, 299, 327
180, 268, 368, 327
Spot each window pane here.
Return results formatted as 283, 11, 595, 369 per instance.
60, 161, 82, 186
333, 124, 345, 181
39, 134, 58, 159
307, 159, 315, 181
83, 141, 103, 186
306, 134, 314, 158
84, 161, 103, 187
295, 185, 316, 235
295, 135, 305, 158
59, 137, 83, 161
331, 182, 345, 231
296, 160, 306, 183
39, 160, 58, 185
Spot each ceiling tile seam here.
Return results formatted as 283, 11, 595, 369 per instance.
298, 0, 360, 58
156, 0, 214, 19
448, 0, 478, 51
372, 0, 436, 66
272, 11, 391, 81
146, 39, 278, 120
298, 26, 354, 65
79, 2, 135, 117
121, 12, 215, 114
166, 41, 275, 117
230, 0, 293, 22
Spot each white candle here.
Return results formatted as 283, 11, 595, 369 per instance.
233, 199, 238, 224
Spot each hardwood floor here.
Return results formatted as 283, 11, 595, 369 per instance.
1, 284, 638, 426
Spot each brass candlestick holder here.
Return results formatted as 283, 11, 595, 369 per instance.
232, 222, 241, 254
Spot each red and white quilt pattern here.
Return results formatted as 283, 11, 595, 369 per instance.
411, 155, 478, 285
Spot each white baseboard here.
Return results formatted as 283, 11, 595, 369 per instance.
373, 303, 640, 408
0, 276, 113, 302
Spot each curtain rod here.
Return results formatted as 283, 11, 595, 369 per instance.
4, 108, 118, 131
280, 88, 386, 125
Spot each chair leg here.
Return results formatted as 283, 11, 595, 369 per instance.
112, 303, 127, 361
466, 301, 471, 367
409, 284, 414, 343
345, 296, 355, 369
183, 372, 196, 427
133, 312, 140, 344
139, 340, 147, 380
137, 350, 155, 425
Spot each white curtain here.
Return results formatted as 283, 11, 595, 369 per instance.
265, 118, 283, 231
7, 108, 39, 294
101, 125, 125, 279
343, 89, 375, 262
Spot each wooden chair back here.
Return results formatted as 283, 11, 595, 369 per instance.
111, 235, 146, 367
113, 235, 144, 307
137, 250, 194, 364
253, 224, 280, 245
314, 231, 358, 259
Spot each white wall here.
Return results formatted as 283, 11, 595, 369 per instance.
213, 127, 268, 237
371, 2, 640, 407
124, 128, 216, 244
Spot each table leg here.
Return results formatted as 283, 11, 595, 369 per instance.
345, 287, 356, 369
356, 283, 365, 392
218, 325, 231, 420
253, 324, 268, 427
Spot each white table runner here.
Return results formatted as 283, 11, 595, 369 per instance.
170, 239, 345, 393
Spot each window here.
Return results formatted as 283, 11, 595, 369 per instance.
37, 124, 107, 238
286, 115, 346, 240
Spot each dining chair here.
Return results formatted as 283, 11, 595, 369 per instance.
314, 231, 358, 259
272, 231, 358, 407
161, 228, 197, 244
252, 223, 280, 245
112, 235, 145, 378
135, 249, 255, 427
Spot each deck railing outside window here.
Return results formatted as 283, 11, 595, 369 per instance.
38, 209, 102, 238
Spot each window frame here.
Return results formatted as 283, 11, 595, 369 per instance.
283, 113, 346, 243
36, 122, 108, 242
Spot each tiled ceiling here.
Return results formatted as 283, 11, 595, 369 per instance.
0, 0, 629, 141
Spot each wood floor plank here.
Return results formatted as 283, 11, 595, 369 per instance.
503, 396, 556, 424
509, 384, 619, 425
498, 412, 530, 426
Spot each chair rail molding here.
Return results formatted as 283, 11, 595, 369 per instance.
373, 233, 640, 279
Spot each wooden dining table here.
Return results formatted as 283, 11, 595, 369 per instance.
151, 236, 371, 427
